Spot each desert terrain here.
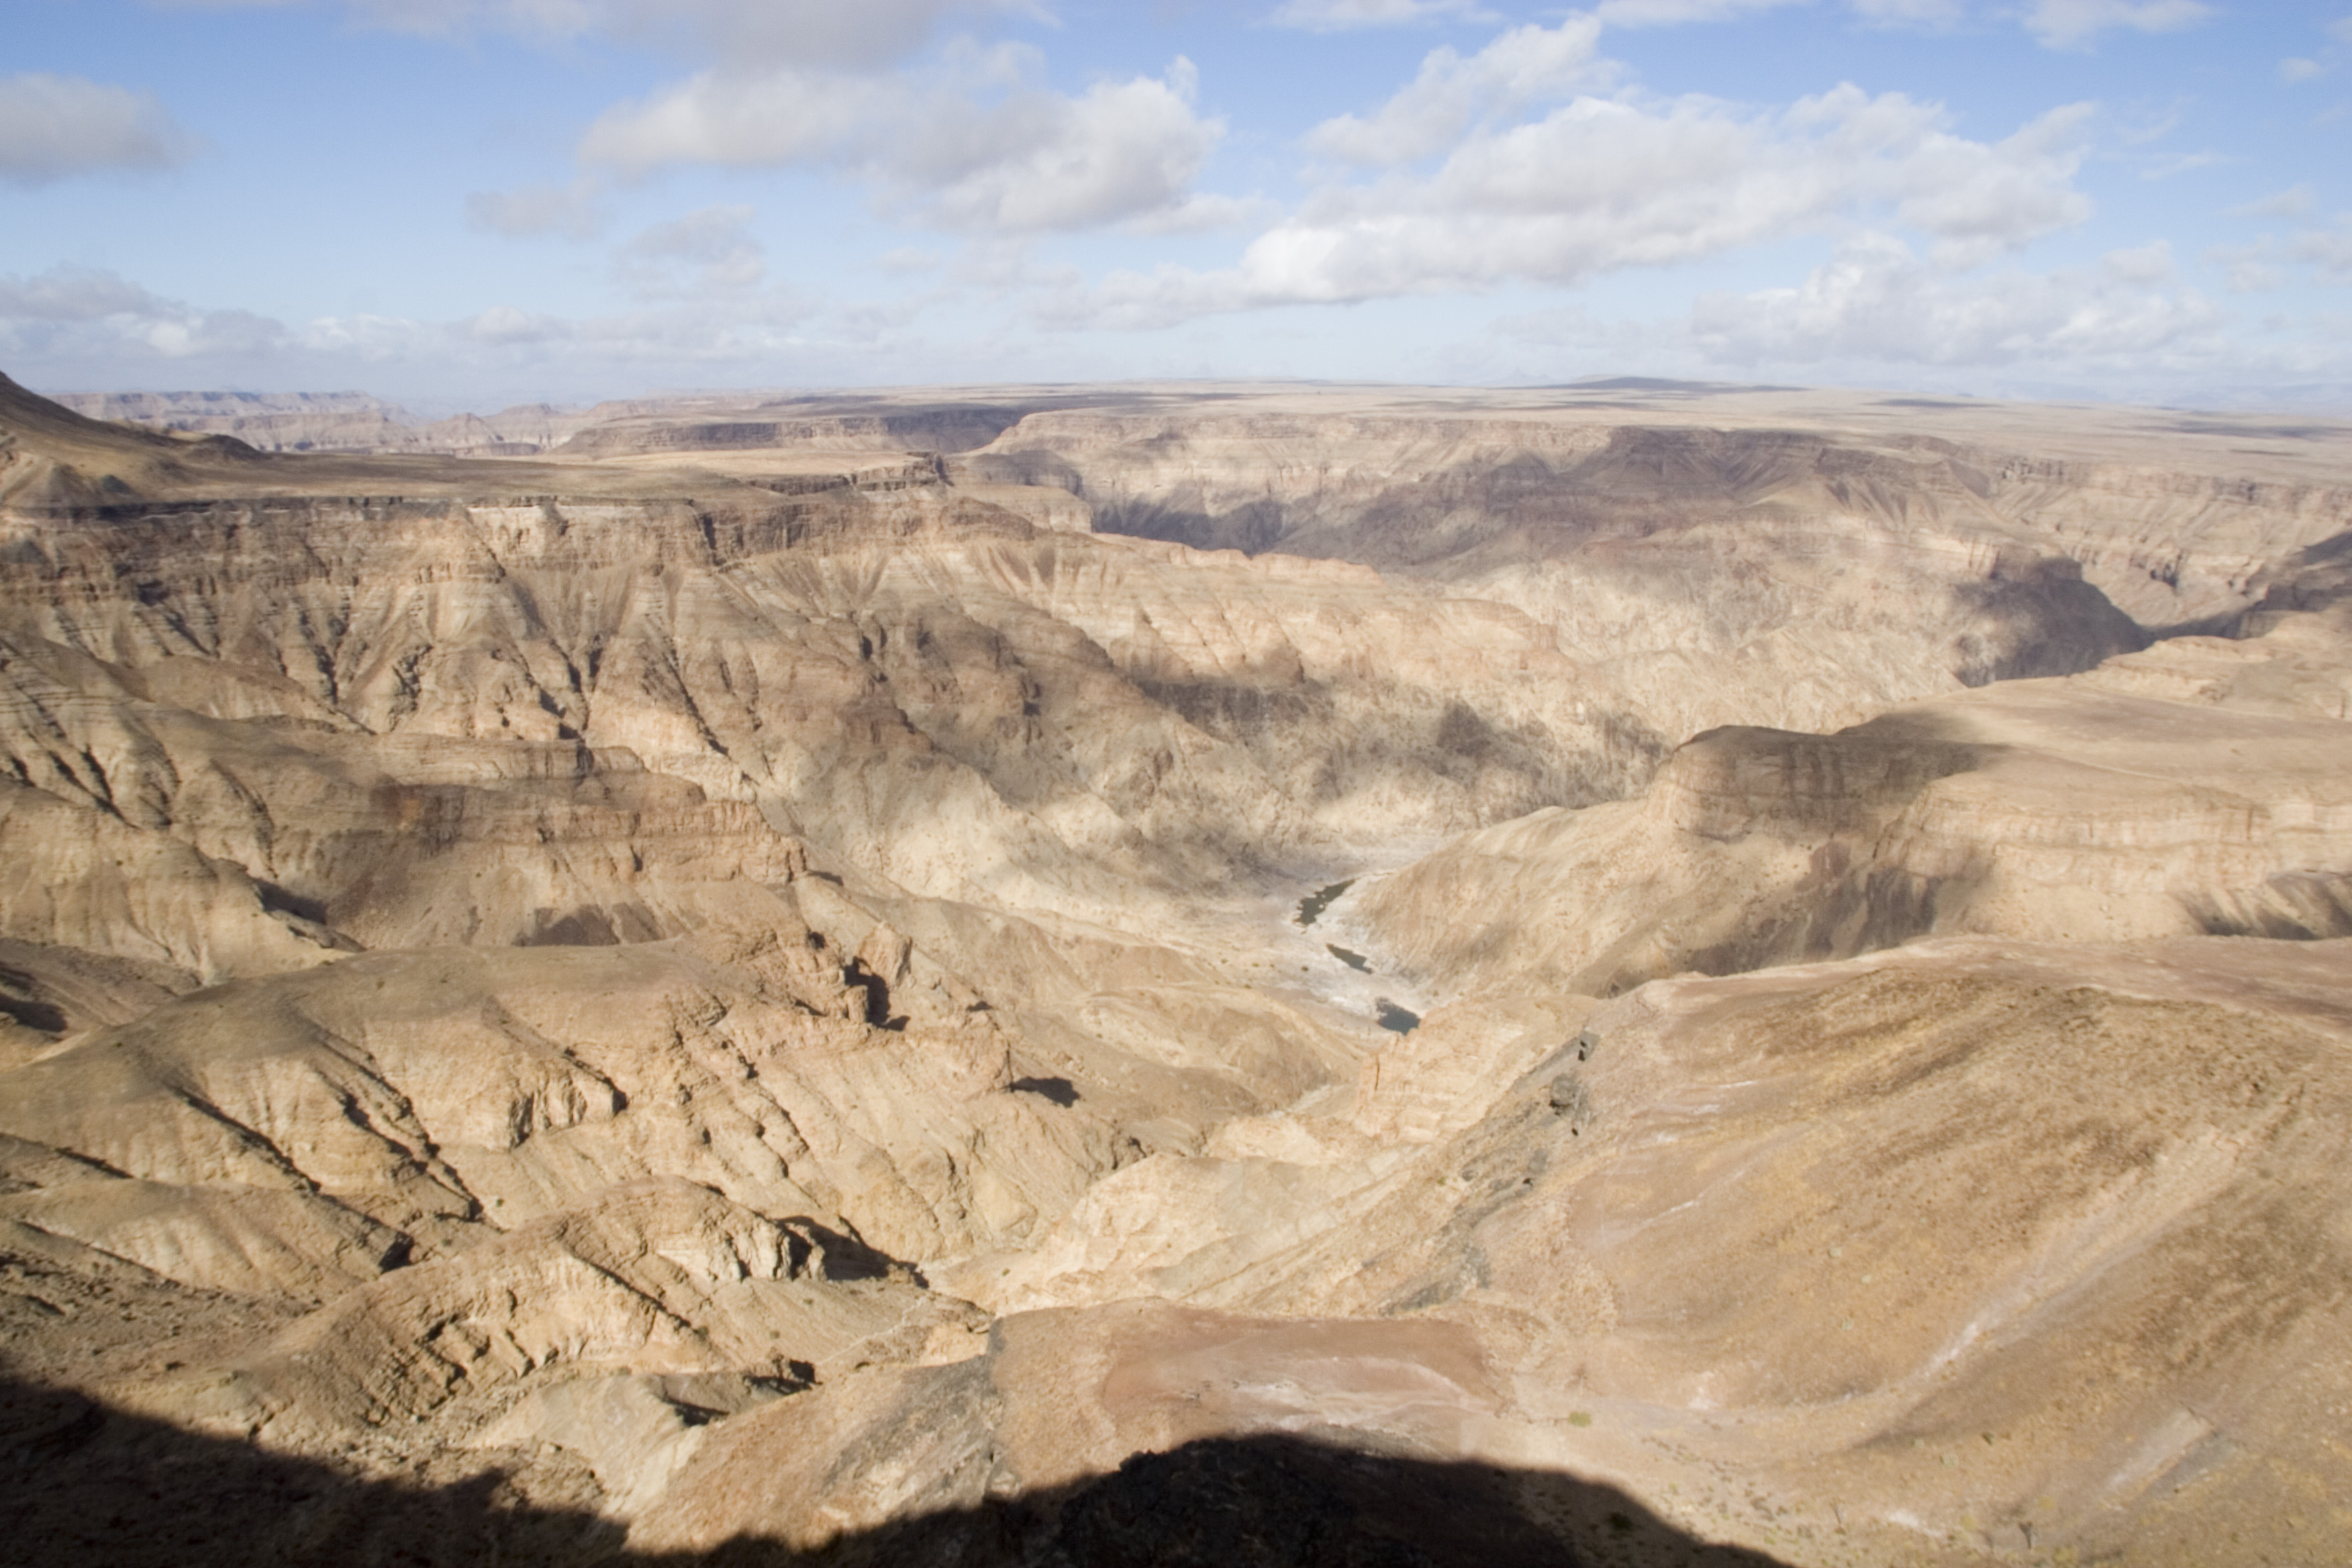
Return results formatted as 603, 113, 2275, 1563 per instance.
2, 369, 2349, 1566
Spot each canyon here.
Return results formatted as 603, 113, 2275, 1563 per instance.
3, 369, 2349, 1566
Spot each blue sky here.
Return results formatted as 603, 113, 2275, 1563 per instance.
3, 0, 2349, 411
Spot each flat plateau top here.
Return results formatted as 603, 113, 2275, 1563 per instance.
9, 371, 2352, 503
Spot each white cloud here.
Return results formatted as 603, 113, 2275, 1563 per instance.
1265, 0, 1496, 29
583, 54, 1225, 236
1689, 232, 2220, 368
2279, 58, 2326, 83
579, 67, 901, 171
908, 60, 1226, 232
1120, 191, 1278, 236
0, 256, 837, 389
2023, 0, 2215, 50
1306, 18, 1608, 166
2331, 15, 2352, 45
464, 178, 604, 239
1064, 86, 2093, 328
1871, 99, 2096, 264
0, 266, 172, 323
0, 265, 284, 358
0, 72, 195, 185
2102, 238, 2173, 284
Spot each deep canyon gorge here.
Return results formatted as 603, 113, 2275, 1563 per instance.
3, 370, 2350, 1567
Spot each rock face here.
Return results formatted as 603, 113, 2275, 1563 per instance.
3, 370, 2351, 1567
1348, 603, 2352, 1001
46, 389, 604, 457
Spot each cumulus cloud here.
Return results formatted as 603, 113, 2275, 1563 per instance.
583, 53, 1225, 236
902, 60, 1225, 232
1689, 232, 2219, 368
175, 3, 1226, 242
2022, 0, 2214, 50
1265, 0, 1496, 28
1062, 86, 2092, 327
0, 72, 195, 185
1306, 17, 1608, 166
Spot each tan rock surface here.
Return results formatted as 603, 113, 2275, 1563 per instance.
4, 371, 2351, 1565
1351, 604, 2352, 1002
713, 937, 2346, 1565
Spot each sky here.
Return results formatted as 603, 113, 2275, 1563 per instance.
3, 0, 2350, 413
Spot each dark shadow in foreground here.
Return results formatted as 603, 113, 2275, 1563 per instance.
0, 1373, 1795, 1568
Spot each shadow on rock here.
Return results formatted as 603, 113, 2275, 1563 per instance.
681, 1432, 1798, 1568
0, 1375, 623, 1568
0, 1375, 1794, 1568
